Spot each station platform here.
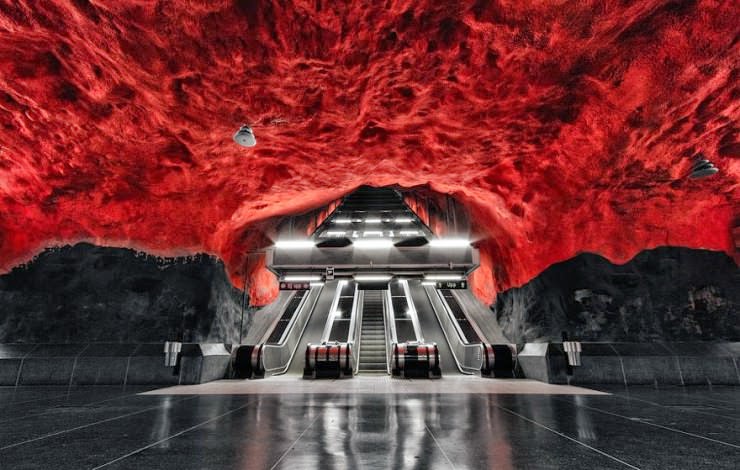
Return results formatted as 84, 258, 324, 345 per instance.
143, 375, 607, 396
1, 382, 738, 469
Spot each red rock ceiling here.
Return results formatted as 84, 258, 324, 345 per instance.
0, 1, 737, 305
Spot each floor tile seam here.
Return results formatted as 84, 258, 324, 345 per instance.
607, 392, 740, 421
659, 392, 740, 407
423, 423, 458, 470
551, 396, 740, 449
268, 392, 339, 470
0, 395, 199, 451
89, 397, 258, 470
0, 390, 159, 425
0, 391, 81, 408
491, 403, 641, 470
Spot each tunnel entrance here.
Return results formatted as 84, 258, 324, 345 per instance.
235, 186, 512, 381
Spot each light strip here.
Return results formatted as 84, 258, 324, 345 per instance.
363, 231, 383, 237
394, 217, 413, 223
275, 240, 315, 249
429, 238, 470, 247
309, 282, 325, 287
353, 239, 393, 249
283, 275, 321, 282
400, 230, 419, 236
364, 218, 381, 224
326, 231, 346, 237
333, 218, 352, 224
424, 274, 464, 281
354, 274, 392, 282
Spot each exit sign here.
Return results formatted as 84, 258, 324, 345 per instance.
436, 280, 467, 289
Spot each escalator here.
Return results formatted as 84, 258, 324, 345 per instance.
285, 281, 342, 375
266, 290, 309, 344
406, 280, 468, 375
438, 289, 481, 344
357, 290, 387, 373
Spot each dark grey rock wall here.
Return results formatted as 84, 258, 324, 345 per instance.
0, 243, 245, 343
493, 247, 740, 343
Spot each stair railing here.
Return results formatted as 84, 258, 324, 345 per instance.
383, 288, 397, 374
350, 288, 363, 375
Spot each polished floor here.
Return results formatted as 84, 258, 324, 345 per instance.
0, 380, 738, 469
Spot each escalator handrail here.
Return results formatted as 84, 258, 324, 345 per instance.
383, 289, 396, 374
401, 279, 424, 342
262, 284, 324, 375
320, 280, 348, 343
350, 289, 363, 375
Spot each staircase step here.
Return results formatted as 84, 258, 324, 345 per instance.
359, 364, 387, 370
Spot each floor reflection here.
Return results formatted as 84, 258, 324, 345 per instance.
231, 393, 525, 469
3, 386, 738, 469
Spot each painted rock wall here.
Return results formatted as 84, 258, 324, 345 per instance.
0, 1, 737, 307
0, 243, 244, 343
493, 247, 740, 343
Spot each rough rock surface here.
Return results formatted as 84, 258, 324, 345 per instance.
0, 2, 737, 306
0, 243, 244, 343
494, 247, 740, 343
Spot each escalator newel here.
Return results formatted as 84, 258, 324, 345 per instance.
303, 342, 354, 379
481, 344, 516, 378
391, 341, 442, 379
232, 344, 265, 379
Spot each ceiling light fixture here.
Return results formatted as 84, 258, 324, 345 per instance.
689, 155, 719, 179
233, 124, 256, 147
354, 274, 392, 282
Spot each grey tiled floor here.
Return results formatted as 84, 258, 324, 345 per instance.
0, 382, 738, 469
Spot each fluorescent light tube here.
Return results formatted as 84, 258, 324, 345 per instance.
275, 240, 315, 249
354, 274, 392, 281
424, 274, 463, 281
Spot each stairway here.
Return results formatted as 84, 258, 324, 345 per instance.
358, 290, 388, 373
